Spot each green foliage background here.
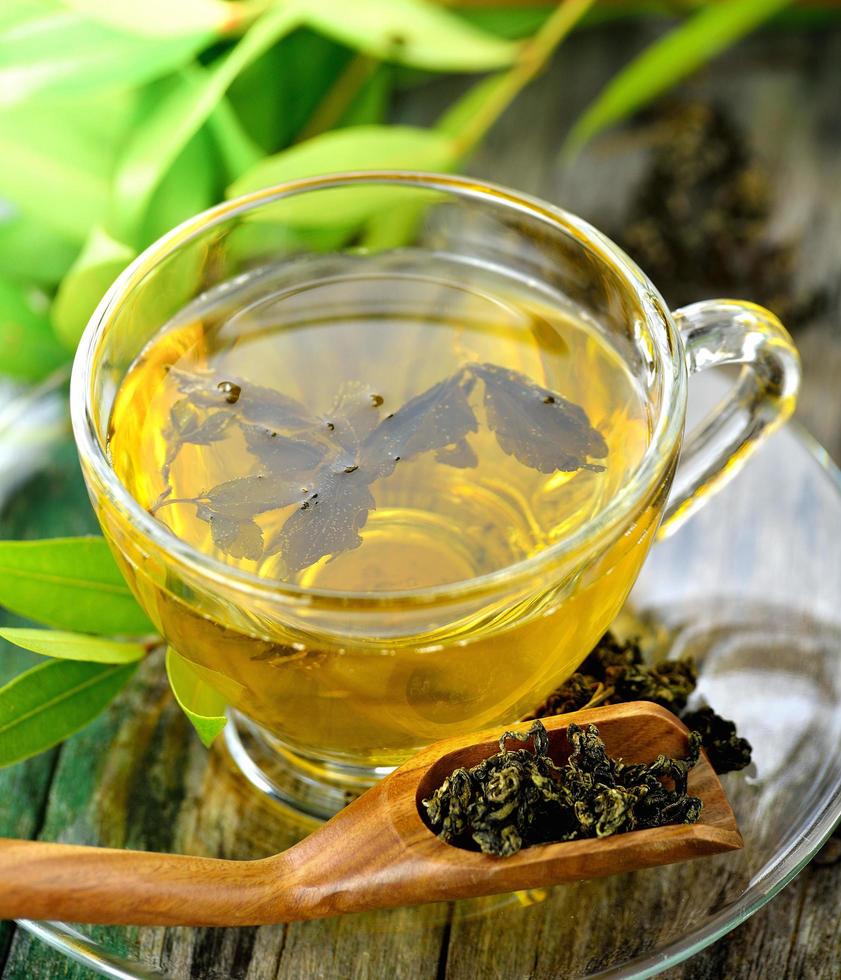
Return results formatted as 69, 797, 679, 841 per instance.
0, 0, 797, 386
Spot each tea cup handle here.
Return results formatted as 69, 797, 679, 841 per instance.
658, 299, 800, 537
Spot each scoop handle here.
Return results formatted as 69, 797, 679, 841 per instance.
0, 838, 285, 926
0, 777, 408, 926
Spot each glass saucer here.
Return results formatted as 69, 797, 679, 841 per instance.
5, 373, 841, 979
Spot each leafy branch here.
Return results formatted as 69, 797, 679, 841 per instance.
0, 537, 225, 765
0, 0, 796, 376
450, 0, 596, 159
562, 0, 795, 156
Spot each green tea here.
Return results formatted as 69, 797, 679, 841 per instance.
107, 252, 656, 765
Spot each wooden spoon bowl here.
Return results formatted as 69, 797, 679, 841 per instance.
0, 702, 741, 927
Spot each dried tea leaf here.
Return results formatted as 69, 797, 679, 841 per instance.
582, 633, 697, 712
581, 632, 644, 674
526, 672, 599, 719
530, 632, 753, 776
681, 706, 753, 774
607, 657, 697, 712
566, 721, 615, 785
265, 470, 375, 573
473, 362, 607, 473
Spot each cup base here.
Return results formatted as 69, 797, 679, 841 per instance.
223, 711, 395, 820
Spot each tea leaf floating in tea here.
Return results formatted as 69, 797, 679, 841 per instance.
243, 426, 327, 473
152, 362, 608, 573
435, 438, 478, 469
529, 632, 753, 775
473, 363, 608, 474
265, 474, 377, 574
262, 373, 483, 572
168, 366, 319, 429
423, 719, 702, 857
360, 370, 479, 481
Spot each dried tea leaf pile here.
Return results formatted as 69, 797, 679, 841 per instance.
528, 632, 753, 775
619, 102, 825, 327
423, 720, 702, 857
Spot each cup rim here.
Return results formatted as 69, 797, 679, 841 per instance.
70, 171, 687, 608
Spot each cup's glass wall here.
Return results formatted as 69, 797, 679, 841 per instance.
76, 176, 680, 769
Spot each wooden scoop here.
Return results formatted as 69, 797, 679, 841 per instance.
0, 702, 741, 927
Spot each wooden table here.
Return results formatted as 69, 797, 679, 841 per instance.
1, 20, 839, 980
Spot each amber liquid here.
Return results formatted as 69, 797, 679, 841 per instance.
108, 252, 657, 766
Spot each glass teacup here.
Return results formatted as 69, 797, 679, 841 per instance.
71, 173, 799, 817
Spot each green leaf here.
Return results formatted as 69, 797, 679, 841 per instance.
165, 647, 227, 748
0, 537, 154, 635
0, 93, 135, 241
61, 0, 238, 37
0, 658, 137, 767
458, 7, 551, 40
51, 227, 136, 348
0, 1, 212, 107
136, 126, 219, 247
564, 0, 794, 154
227, 29, 350, 150
110, 5, 300, 239
337, 64, 392, 129
356, 75, 502, 250
361, 203, 424, 252
0, 213, 78, 286
109, 229, 208, 350
0, 2, 43, 33
437, 71, 510, 139
0, 111, 108, 242
300, 0, 519, 72
227, 125, 455, 227
0, 276, 68, 381
206, 97, 264, 181
0, 628, 146, 664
